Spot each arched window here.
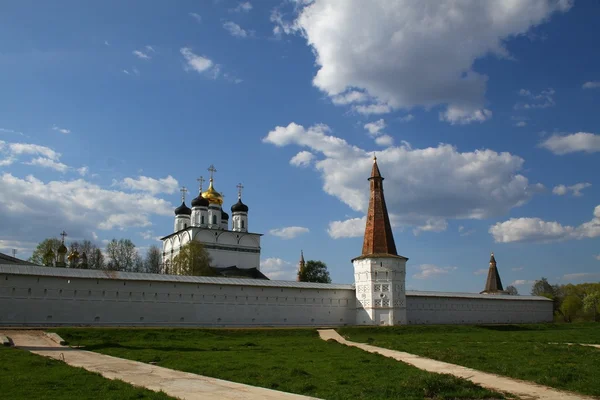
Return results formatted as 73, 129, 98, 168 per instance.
184, 223, 187, 229
212, 215, 217, 225
201, 215, 205, 225
241, 220, 245, 229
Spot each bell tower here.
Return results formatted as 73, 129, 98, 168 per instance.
352, 157, 408, 325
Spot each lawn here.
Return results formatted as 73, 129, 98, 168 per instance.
54, 328, 504, 400
338, 323, 600, 397
0, 346, 172, 400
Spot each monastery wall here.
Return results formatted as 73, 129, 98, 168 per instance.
0, 266, 552, 327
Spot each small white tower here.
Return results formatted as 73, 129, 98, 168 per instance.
191, 176, 209, 227
231, 183, 249, 232
353, 157, 408, 326
174, 186, 192, 232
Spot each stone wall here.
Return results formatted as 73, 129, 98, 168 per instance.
0, 265, 552, 327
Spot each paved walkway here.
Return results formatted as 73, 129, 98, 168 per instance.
318, 329, 593, 400
3, 330, 316, 400
549, 342, 600, 349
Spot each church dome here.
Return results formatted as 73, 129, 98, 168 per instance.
201, 179, 223, 206
221, 210, 229, 220
191, 193, 209, 208
57, 243, 67, 254
231, 198, 249, 213
174, 201, 192, 216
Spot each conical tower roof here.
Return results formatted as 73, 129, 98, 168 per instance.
482, 252, 505, 293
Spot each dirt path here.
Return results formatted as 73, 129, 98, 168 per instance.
3, 330, 317, 400
318, 329, 594, 400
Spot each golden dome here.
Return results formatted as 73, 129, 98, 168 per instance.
201, 179, 223, 205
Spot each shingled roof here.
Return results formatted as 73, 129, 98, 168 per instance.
481, 253, 505, 294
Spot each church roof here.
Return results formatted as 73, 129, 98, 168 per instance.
481, 252, 505, 294
355, 157, 404, 260
0, 252, 39, 266
174, 201, 192, 216
191, 193, 209, 208
231, 198, 249, 213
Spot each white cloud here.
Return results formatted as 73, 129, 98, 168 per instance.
260, 257, 296, 280
24, 157, 69, 173
264, 122, 542, 233
52, 125, 71, 134
145, 45, 155, 53
269, 226, 310, 239
516, 121, 527, 127
223, 21, 249, 38
332, 91, 368, 105
399, 114, 414, 123
595, 254, 600, 261
133, 50, 150, 60
290, 151, 314, 167
375, 135, 394, 147
490, 204, 600, 243
189, 12, 202, 23
327, 217, 365, 239
7, 142, 60, 160
117, 175, 179, 195
413, 218, 448, 235
77, 166, 89, 176
514, 88, 555, 110
104, 40, 110, 46
232, 2, 252, 13
562, 272, 600, 282
139, 230, 155, 240
473, 268, 488, 276
180, 48, 215, 76
277, 0, 570, 123
0, 173, 173, 244
511, 279, 535, 286
552, 183, 591, 197
458, 225, 475, 237
582, 81, 600, 89
353, 103, 393, 116
413, 264, 457, 280
0, 128, 25, 137
539, 132, 600, 155
364, 119, 386, 136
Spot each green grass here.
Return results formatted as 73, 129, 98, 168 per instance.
338, 323, 600, 397
54, 328, 504, 400
0, 346, 172, 400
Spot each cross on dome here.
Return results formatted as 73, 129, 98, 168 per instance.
60, 230, 68, 243
208, 164, 217, 181
197, 176, 205, 192
236, 183, 244, 199
180, 186, 188, 203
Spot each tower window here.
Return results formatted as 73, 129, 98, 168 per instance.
241, 220, 245, 229
184, 223, 187, 229
212, 215, 217, 225
201, 216, 205, 225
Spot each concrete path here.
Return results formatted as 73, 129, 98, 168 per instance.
3, 330, 317, 400
318, 329, 593, 400
549, 342, 600, 349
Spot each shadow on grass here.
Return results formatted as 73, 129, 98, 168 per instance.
81, 342, 255, 353
475, 325, 535, 332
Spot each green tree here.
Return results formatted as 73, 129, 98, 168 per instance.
298, 260, 331, 283
105, 239, 138, 272
29, 238, 62, 266
89, 248, 105, 270
505, 285, 519, 295
560, 295, 583, 322
172, 242, 214, 276
583, 291, 600, 322
531, 277, 554, 297
144, 245, 162, 274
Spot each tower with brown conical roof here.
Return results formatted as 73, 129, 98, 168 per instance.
481, 252, 506, 294
352, 157, 408, 326
297, 250, 306, 282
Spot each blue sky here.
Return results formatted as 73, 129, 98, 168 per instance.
1, 0, 599, 293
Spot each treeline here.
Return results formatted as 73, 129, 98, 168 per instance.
29, 238, 162, 274
531, 277, 600, 322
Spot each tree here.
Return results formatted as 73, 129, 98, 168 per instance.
505, 285, 519, 295
298, 260, 331, 283
144, 245, 162, 274
560, 295, 583, 322
105, 239, 138, 272
89, 248, 105, 270
171, 242, 214, 276
583, 291, 600, 322
29, 238, 62, 266
531, 277, 554, 297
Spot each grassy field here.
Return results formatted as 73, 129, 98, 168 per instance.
55, 328, 504, 400
0, 346, 172, 400
338, 323, 600, 397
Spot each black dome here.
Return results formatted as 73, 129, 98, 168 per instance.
231, 198, 249, 213
174, 201, 192, 216
221, 210, 229, 220
191, 194, 209, 207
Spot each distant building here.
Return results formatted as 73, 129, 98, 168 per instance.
480, 253, 508, 295
0, 252, 38, 266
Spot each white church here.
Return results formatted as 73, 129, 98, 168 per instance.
0, 158, 552, 327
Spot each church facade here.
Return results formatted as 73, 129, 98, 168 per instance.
160, 165, 262, 275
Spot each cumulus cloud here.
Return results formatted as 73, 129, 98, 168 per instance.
489, 204, 600, 243
133, 50, 151, 60
582, 81, 600, 89
364, 119, 386, 136
231, 1, 252, 13
511, 279, 535, 286
539, 132, 600, 155
180, 47, 215, 75
413, 218, 448, 235
0, 140, 87, 174
458, 225, 475, 236
189, 12, 202, 23
552, 183, 591, 197
269, 226, 310, 239
327, 217, 365, 239
277, 0, 570, 123
514, 88, 555, 110
0, 173, 173, 246
260, 257, 296, 280
413, 264, 457, 280
375, 135, 394, 147
399, 114, 414, 123
52, 125, 71, 134
223, 21, 249, 38
264, 122, 543, 235
289, 151, 314, 167
116, 175, 179, 195
24, 157, 69, 173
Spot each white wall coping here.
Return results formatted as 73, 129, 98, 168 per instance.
406, 290, 551, 301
